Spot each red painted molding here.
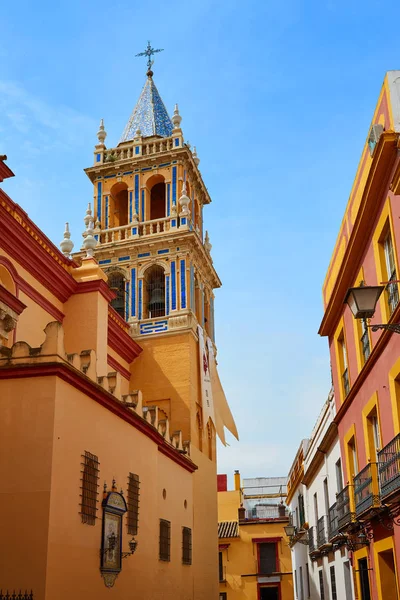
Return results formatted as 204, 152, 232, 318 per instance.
0, 156, 14, 182
0, 188, 77, 302
18, 278, 65, 322
109, 305, 130, 332
219, 544, 230, 550
75, 279, 116, 303
252, 537, 282, 543
107, 354, 131, 380
0, 362, 197, 473
0, 284, 26, 315
108, 314, 142, 363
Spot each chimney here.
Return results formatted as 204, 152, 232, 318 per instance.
234, 470, 240, 491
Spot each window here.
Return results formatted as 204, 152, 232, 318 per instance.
159, 519, 171, 561
219, 551, 225, 581
258, 543, 277, 575
298, 494, 305, 528
319, 570, 325, 600
294, 569, 298, 598
360, 317, 371, 363
299, 565, 304, 600
219, 594, 227, 600
347, 436, 358, 479
330, 566, 337, 600
305, 563, 311, 598
144, 265, 165, 319
367, 411, 381, 460
335, 459, 343, 493
182, 527, 192, 565
127, 473, 140, 535
150, 181, 166, 220
383, 230, 399, 316
80, 451, 99, 525
339, 334, 350, 396
108, 272, 126, 319
260, 587, 279, 600
313, 493, 319, 525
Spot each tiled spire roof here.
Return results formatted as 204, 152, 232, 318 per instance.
119, 74, 173, 142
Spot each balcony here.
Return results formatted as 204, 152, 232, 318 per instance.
308, 526, 316, 553
354, 463, 380, 517
317, 516, 327, 547
328, 502, 339, 540
244, 506, 288, 521
336, 485, 354, 529
378, 433, 400, 500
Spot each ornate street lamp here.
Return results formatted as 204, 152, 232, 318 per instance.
284, 524, 296, 537
345, 284, 400, 334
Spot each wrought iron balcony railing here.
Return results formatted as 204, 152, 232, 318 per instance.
308, 525, 316, 553
317, 515, 327, 547
378, 433, 400, 500
354, 463, 380, 516
328, 502, 339, 540
336, 485, 353, 529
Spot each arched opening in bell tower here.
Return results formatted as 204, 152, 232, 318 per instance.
144, 265, 165, 319
147, 175, 166, 221
110, 182, 129, 228
108, 271, 126, 319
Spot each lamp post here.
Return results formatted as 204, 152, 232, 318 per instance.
345, 284, 400, 334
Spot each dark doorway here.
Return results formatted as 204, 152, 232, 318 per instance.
358, 558, 371, 600
150, 182, 166, 220
378, 549, 398, 600
259, 586, 279, 600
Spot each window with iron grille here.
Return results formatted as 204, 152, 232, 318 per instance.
127, 473, 140, 535
305, 563, 311, 598
330, 566, 337, 600
80, 451, 99, 525
258, 542, 277, 575
219, 551, 224, 581
159, 519, 171, 561
182, 527, 192, 565
298, 493, 305, 527
384, 231, 399, 316
319, 570, 325, 600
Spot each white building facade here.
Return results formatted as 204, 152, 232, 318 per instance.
287, 392, 356, 600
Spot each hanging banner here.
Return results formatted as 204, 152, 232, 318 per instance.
198, 325, 215, 428
207, 337, 239, 445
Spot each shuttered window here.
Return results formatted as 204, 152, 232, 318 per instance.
127, 473, 140, 535
182, 527, 192, 565
80, 451, 99, 525
159, 519, 171, 561
258, 543, 277, 575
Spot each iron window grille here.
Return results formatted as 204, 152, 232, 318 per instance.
108, 272, 126, 319
259, 542, 277, 575
330, 566, 337, 600
319, 570, 325, 600
0, 593, 34, 600
80, 451, 99, 525
159, 519, 171, 561
127, 473, 140, 535
182, 527, 192, 565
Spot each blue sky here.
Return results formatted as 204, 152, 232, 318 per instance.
2, 0, 400, 487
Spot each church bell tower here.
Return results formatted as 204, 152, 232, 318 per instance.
81, 45, 236, 464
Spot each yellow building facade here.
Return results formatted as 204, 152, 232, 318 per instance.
218, 473, 293, 600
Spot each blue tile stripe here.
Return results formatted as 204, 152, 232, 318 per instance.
125, 281, 130, 321
190, 263, 194, 311
105, 196, 109, 229
138, 279, 142, 320
171, 261, 176, 311
167, 183, 171, 217
97, 181, 102, 222
131, 268, 136, 317
138, 252, 150, 258
135, 174, 139, 216
141, 189, 145, 221
166, 275, 170, 316
172, 166, 177, 205
119, 256, 130, 262
129, 191, 133, 222
180, 259, 186, 309
158, 249, 169, 255
99, 259, 111, 265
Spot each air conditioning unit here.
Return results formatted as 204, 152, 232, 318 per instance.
368, 124, 384, 155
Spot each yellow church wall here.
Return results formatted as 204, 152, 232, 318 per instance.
0, 375, 56, 598
17, 289, 57, 347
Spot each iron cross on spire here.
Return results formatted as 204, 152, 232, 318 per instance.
135, 41, 164, 74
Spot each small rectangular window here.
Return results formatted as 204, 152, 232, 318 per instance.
80, 451, 99, 525
339, 335, 350, 396
336, 459, 344, 493
299, 565, 304, 600
159, 519, 171, 561
127, 473, 140, 535
305, 563, 311, 598
219, 551, 225, 581
294, 569, 298, 598
219, 594, 227, 600
330, 566, 337, 600
182, 527, 192, 565
319, 570, 325, 600
383, 230, 399, 316
360, 317, 371, 364
298, 494, 305, 528
259, 542, 277, 575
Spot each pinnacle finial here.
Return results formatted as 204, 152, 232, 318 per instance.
204, 231, 212, 255
192, 146, 200, 166
60, 222, 74, 258
97, 119, 107, 145
82, 203, 97, 258
179, 182, 190, 218
172, 104, 182, 130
